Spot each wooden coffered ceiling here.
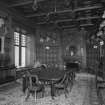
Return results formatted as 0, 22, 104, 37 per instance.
1, 0, 105, 29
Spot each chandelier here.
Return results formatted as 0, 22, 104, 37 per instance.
32, 0, 38, 11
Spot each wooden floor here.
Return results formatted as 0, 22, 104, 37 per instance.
0, 73, 101, 105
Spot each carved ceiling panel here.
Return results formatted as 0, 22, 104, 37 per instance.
0, 0, 104, 29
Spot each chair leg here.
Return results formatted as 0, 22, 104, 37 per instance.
25, 88, 30, 101
64, 88, 69, 98
42, 87, 45, 98
69, 82, 72, 92
34, 90, 37, 102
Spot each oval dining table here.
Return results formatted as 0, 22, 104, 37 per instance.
22, 68, 66, 99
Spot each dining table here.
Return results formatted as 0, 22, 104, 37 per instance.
22, 68, 66, 99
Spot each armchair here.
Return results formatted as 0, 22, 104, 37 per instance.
54, 73, 69, 98
66, 71, 75, 92
25, 72, 45, 101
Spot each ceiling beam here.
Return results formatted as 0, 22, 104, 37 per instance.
61, 23, 94, 29
8, 0, 45, 7
26, 9, 73, 18
26, 5, 102, 18
37, 16, 101, 25
37, 21, 49, 24
37, 19, 73, 24
56, 19, 73, 23
80, 23, 94, 27
74, 5, 102, 12
76, 16, 101, 21
8, 1, 32, 7
61, 25, 76, 29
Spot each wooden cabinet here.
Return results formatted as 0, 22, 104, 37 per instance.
0, 65, 16, 84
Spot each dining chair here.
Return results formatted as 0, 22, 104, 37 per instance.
66, 71, 74, 92
25, 72, 45, 102
96, 69, 105, 96
54, 73, 69, 98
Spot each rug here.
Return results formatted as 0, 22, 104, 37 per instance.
0, 73, 98, 105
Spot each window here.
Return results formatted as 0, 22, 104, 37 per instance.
0, 38, 2, 52
14, 32, 26, 68
0, 36, 4, 54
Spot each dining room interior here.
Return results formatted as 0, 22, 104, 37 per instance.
0, 0, 105, 105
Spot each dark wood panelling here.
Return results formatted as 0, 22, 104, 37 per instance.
35, 26, 62, 67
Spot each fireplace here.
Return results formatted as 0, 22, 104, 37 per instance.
63, 56, 80, 72
66, 62, 79, 72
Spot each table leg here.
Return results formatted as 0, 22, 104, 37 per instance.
23, 76, 28, 93
51, 81, 55, 99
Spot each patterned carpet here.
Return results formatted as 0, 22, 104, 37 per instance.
0, 73, 99, 105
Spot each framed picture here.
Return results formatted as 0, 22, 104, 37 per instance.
0, 36, 4, 53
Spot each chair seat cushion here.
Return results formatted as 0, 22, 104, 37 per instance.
54, 84, 65, 88
29, 84, 44, 91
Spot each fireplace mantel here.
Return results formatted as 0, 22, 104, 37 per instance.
63, 55, 81, 62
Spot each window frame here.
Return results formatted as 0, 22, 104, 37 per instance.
0, 36, 4, 54
14, 31, 27, 68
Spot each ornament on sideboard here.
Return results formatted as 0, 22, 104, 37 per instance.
66, 45, 77, 56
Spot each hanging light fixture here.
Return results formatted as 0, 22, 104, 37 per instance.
45, 0, 57, 23
32, 0, 38, 11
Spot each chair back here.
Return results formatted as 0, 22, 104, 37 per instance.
26, 72, 39, 89
58, 73, 68, 87
25, 72, 45, 101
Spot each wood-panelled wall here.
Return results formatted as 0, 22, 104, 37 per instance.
61, 28, 87, 69
35, 26, 63, 68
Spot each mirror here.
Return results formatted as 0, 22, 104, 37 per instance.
69, 45, 77, 56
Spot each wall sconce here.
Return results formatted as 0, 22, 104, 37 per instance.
45, 46, 50, 50
70, 51, 74, 56
93, 45, 98, 49
40, 38, 44, 43
100, 40, 104, 46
